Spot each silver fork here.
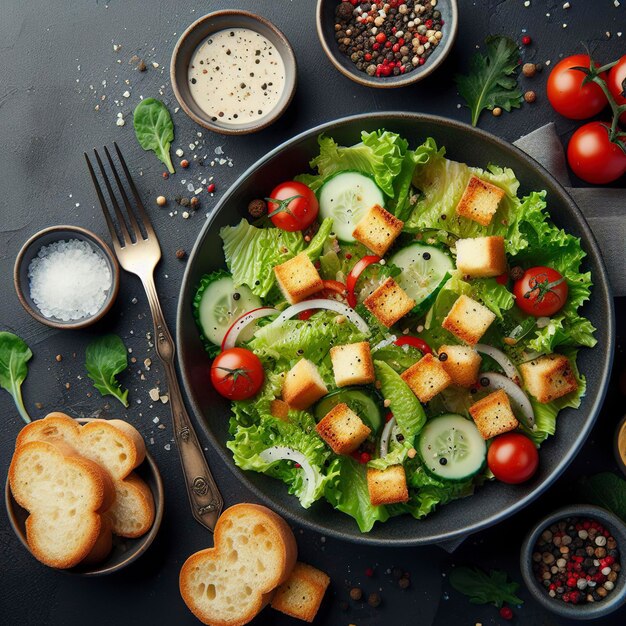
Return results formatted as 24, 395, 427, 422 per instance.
85, 142, 223, 532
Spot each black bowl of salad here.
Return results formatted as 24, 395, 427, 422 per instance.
176, 112, 614, 546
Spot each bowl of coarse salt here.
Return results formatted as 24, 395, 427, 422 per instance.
14, 225, 120, 329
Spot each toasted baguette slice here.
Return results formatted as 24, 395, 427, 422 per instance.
17, 413, 154, 538
179, 503, 298, 626
271, 562, 330, 623
9, 440, 114, 569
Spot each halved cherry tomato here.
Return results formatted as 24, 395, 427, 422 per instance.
495, 271, 509, 285
394, 336, 432, 354
267, 181, 319, 232
346, 255, 381, 307
488, 433, 539, 484
513, 266, 568, 317
210, 348, 264, 400
608, 54, 626, 126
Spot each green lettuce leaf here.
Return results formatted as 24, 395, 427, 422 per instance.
220, 219, 304, 297
304, 217, 333, 262
371, 342, 423, 373
470, 278, 515, 319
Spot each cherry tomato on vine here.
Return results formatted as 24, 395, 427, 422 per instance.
488, 433, 539, 484
608, 55, 626, 126
210, 348, 264, 400
267, 181, 319, 232
547, 54, 607, 119
513, 266, 568, 317
567, 121, 626, 184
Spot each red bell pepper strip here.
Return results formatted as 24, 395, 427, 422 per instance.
346, 255, 381, 307
394, 336, 432, 354
298, 281, 348, 320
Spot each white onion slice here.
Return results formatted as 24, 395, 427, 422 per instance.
478, 371, 535, 428
259, 446, 319, 506
475, 344, 521, 385
269, 299, 370, 334
221, 307, 278, 350
379, 416, 397, 458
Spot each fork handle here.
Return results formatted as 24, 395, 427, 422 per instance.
141, 274, 224, 532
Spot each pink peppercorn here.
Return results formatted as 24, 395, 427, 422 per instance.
207, 183, 216, 193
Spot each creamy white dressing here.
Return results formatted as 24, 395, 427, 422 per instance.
188, 28, 286, 125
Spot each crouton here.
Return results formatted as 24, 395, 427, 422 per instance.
282, 359, 328, 411
270, 399, 290, 422
273, 252, 324, 304
363, 277, 415, 327
315, 403, 371, 455
271, 562, 330, 623
469, 389, 519, 440
442, 294, 496, 346
456, 236, 507, 278
519, 354, 578, 403
456, 175, 505, 226
366, 465, 409, 506
330, 342, 375, 387
438, 345, 482, 387
401, 353, 452, 402
352, 204, 404, 257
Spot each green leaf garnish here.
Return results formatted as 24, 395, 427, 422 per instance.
85, 334, 129, 407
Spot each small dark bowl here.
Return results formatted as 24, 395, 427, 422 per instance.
614, 415, 626, 477
14, 225, 120, 330
171, 10, 297, 135
316, 0, 458, 88
5, 419, 164, 576
521, 505, 626, 620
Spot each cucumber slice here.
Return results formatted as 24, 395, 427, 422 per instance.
389, 243, 453, 313
313, 386, 383, 435
193, 271, 262, 351
318, 171, 385, 242
418, 414, 486, 482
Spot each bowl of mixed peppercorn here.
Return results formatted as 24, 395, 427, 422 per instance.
316, 0, 458, 87
521, 505, 626, 619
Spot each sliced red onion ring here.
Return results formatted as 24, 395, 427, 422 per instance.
475, 344, 521, 385
270, 299, 369, 334
479, 371, 535, 428
259, 446, 318, 506
379, 416, 397, 458
221, 307, 279, 351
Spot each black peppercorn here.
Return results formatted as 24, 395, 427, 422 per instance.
248, 199, 267, 218
399, 577, 410, 590
510, 266, 524, 281
349, 587, 362, 601
336, 2, 353, 21
438, 352, 448, 361
368, 592, 382, 608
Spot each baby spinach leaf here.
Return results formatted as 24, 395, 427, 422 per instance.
85, 334, 129, 407
0, 331, 33, 423
449, 566, 523, 608
133, 98, 175, 173
455, 36, 524, 126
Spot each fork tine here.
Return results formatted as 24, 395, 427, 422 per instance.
103, 145, 146, 241
114, 142, 157, 239
85, 152, 123, 252
93, 148, 134, 246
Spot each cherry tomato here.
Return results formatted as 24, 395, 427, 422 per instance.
210, 348, 264, 400
346, 255, 381, 307
267, 181, 319, 232
513, 266, 568, 317
567, 121, 626, 184
608, 55, 626, 126
547, 55, 607, 119
487, 433, 539, 484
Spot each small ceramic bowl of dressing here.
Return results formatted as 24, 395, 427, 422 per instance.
14, 225, 120, 330
171, 10, 297, 135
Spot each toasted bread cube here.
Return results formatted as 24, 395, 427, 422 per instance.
519, 354, 578, 403
352, 204, 404, 257
456, 236, 507, 278
438, 345, 482, 388
316, 403, 371, 455
367, 465, 409, 506
282, 359, 328, 411
363, 277, 415, 328
270, 399, 290, 422
456, 176, 505, 226
274, 252, 324, 304
442, 294, 496, 346
401, 353, 452, 402
469, 389, 519, 440
271, 562, 330, 623
330, 342, 375, 388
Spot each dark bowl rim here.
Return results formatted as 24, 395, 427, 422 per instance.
5, 417, 165, 576
520, 504, 626, 619
170, 9, 298, 135
176, 111, 615, 546
13, 225, 120, 330
315, 0, 459, 88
